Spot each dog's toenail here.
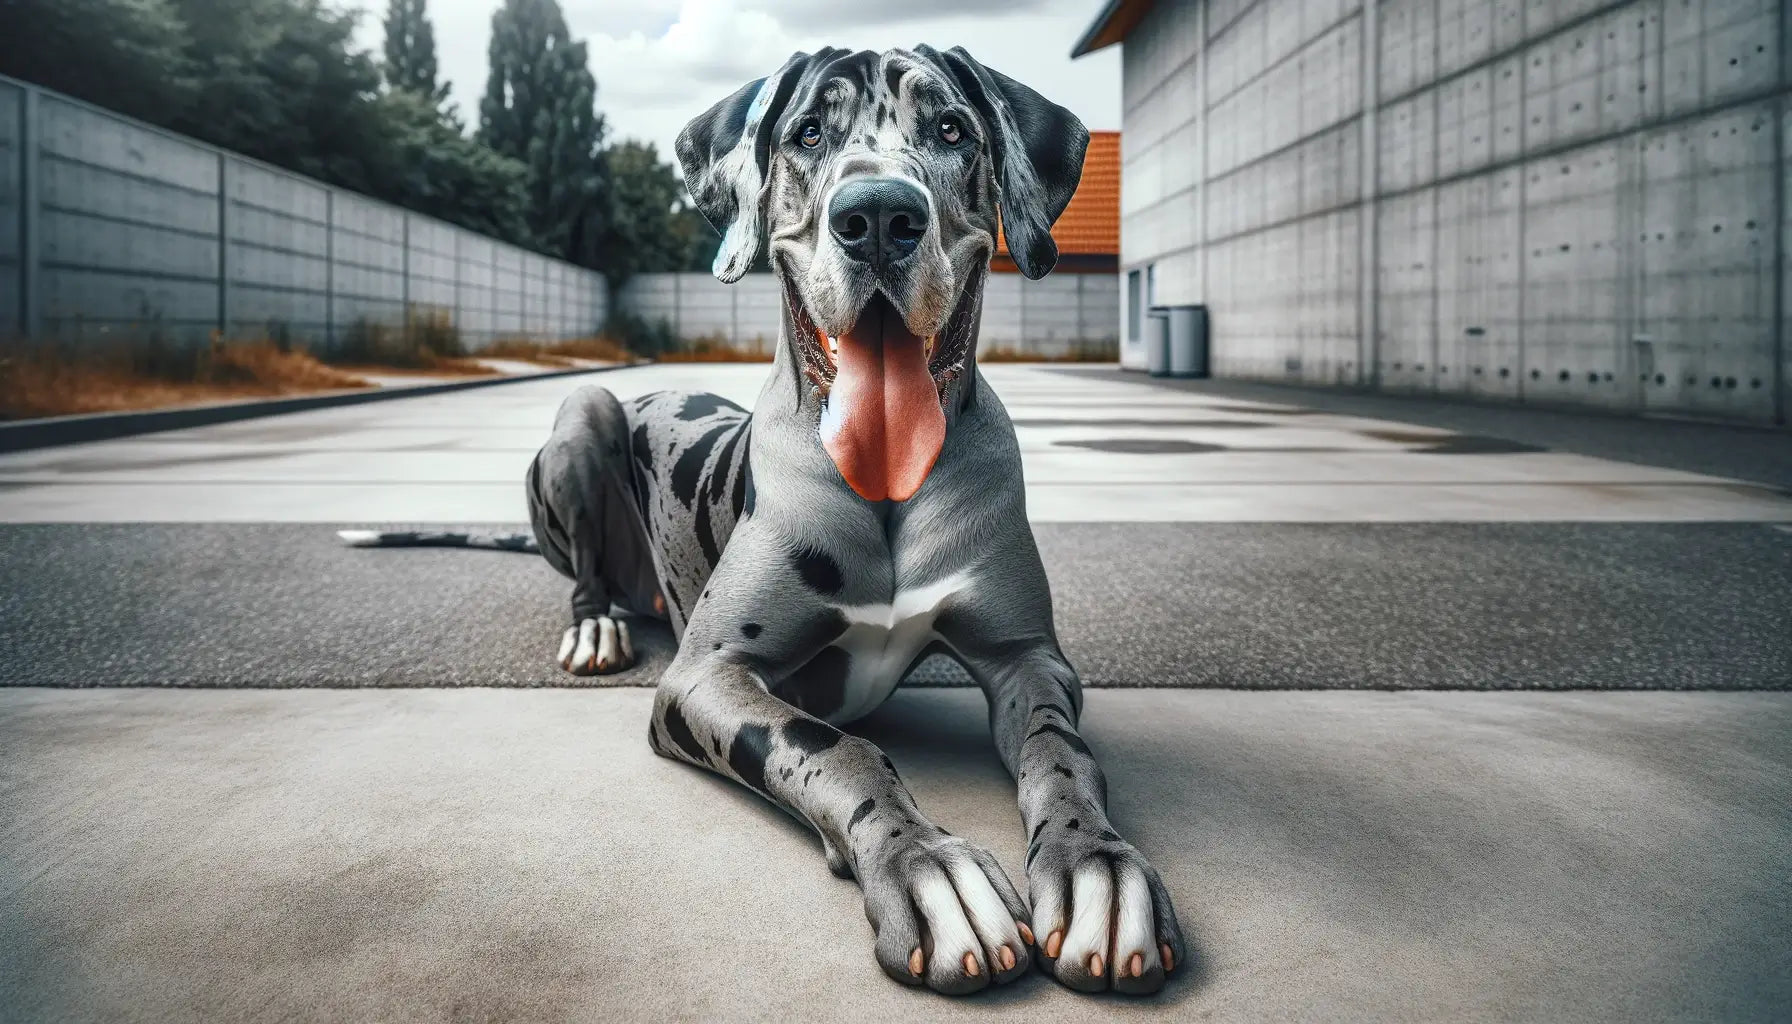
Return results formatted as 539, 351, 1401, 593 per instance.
1130, 952, 1144, 977
1161, 942, 1174, 973
1044, 929, 1063, 958
908, 947, 924, 977
1017, 921, 1034, 945
1088, 952, 1104, 977
963, 951, 980, 976
998, 944, 1015, 970
596, 659, 609, 671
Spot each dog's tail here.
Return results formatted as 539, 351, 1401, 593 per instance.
336, 529, 539, 554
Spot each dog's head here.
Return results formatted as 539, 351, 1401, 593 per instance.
678, 47, 1087, 502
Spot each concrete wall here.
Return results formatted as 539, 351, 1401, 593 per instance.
0, 74, 607, 352
1116, 0, 1789, 424
618, 271, 1119, 358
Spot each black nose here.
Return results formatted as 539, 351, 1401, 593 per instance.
828, 177, 929, 267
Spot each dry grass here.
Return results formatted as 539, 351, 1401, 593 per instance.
330, 357, 498, 378
0, 339, 371, 420
480, 336, 640, 368
979, 343, 1119, 363
657, 337, 774, 363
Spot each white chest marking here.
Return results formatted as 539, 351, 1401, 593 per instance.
824, 572, 972, 723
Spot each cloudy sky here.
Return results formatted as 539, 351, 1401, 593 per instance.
351, 0, 1119, 168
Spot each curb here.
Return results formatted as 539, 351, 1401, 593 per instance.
0, 363, 634, 454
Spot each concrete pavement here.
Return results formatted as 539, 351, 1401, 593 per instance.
3, 687, 1786, 1023
1, 364, 1788, 523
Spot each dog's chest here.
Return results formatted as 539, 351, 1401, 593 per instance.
806, 572, 970, 724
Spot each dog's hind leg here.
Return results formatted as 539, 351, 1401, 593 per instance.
528, 385, 660, 676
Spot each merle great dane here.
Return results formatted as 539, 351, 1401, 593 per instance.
346, 46, 1184, 996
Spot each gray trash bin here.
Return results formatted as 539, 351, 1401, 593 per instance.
1145, 308, 1171, 377
1168, 305, 1209, 378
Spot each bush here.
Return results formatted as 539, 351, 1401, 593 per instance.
332, 309, 470, 368
601, 311, 677, 359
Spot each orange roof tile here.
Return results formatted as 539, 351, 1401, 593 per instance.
996, 130, 1120, 263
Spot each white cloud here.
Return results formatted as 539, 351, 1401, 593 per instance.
353, 0, 1119, 171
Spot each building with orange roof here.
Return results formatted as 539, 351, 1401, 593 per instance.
993, 130, 1121, 275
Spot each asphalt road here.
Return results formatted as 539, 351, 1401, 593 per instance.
1, 520, 1787, 689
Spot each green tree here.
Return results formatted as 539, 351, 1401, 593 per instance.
0, 0, 196, 124
363, 90, 532, 245
584, 141, 685, 286
478, 0, 604, 259
165, 0, 388, 193
382, 0, 449, 107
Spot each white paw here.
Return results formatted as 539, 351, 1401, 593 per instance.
1028, 830, 1185, 995
557, 616, 635, 675
860, 830, 1032, 995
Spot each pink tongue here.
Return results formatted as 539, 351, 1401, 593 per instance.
820, 297, 945, 502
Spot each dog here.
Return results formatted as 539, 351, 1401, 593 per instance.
344, 46, 1184, 996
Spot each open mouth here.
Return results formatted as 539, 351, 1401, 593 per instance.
782, 271, 981, 502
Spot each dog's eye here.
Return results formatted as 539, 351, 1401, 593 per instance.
799, 119, 822, 148
938, 118, 963, 145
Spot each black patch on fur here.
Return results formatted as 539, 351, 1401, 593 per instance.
1066, 818, 1080, 830
661, 700, 709, 766
1028, 722, 1092, 758
738, 450, 755, 517
671, 422, 734, 507
789, 608, 848, 654
741, 622, 762, 639
630, 422, 655, 474
791, 544, 845, 595
1030, 818, 1049, 842
678, 393, 738, 421
728, 723, 772, 793
1051, 763, 1073, 779
694, 498, 720, 568
780, 646, 849, 719
848, 798, 875, 831
884, 62, 905, 99
890, 828, 902, 839
709, 427, 743, 505
782, 717, 842, 759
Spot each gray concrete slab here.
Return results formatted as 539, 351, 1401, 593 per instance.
2, 522, 1786, 690
2, 688, 1786, 1023
3, 364, 1788, 523
1070, 368, 1792, 493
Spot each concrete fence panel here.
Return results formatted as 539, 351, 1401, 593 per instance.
0, 74, 607, 353
37, 92, 220, 342
0, 82, 24, 332
225, 159, 330, 341
616, 269, 1117, 358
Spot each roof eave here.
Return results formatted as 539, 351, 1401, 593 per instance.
1070, 0, 1156, 58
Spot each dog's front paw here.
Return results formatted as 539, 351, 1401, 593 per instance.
859, 828, 1033, 995
1027, 822, 1185, 995
556, 617, 634, 675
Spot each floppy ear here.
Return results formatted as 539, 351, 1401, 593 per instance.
676, 50, 827, 283
917, 45, 1089, 279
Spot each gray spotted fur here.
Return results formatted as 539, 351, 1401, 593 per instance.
492, 47, 1181, 997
